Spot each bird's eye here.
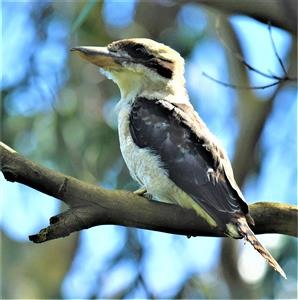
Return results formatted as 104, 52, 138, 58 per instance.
134, 46, 146, 55
127, 44, 154, 60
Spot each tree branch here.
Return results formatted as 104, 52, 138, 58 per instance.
1, 142, 297, 243
196, 0, 297, 34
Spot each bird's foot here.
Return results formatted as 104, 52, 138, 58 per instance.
133, 187, 153, 200
133, 187, 147, 196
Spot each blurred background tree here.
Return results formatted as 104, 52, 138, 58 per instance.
1, 0, 297, 299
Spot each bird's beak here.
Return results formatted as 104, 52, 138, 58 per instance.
70, 46, 121, 69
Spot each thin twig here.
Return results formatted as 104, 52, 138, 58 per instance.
205, 19, 297, 90
215, 20, 282, 80
233, 52, 282, 80
268, 22, 288, 76
202, 72, 280, 90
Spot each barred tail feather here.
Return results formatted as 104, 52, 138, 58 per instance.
237, 217, 287, 279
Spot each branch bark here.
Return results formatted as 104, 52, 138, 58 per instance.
196, 0, 297, 35
1, 142, 297, 243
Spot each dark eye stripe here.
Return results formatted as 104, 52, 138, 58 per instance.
143, 58, 173, 79
122, 43, 154, 60
112, 41, 174, 79
158, 57, 173, 63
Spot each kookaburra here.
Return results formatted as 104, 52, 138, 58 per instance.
71, 38, 286, 278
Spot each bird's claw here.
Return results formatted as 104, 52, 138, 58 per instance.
133, 187, 147, 196
133, 187, 154, 200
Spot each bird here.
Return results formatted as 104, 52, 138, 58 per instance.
71, 38, 286, 279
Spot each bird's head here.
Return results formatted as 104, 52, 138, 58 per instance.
71, 38, 186, 100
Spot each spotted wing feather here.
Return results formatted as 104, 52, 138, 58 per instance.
129, 97, 246, 229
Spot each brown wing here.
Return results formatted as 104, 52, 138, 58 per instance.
129, 97, 249, 228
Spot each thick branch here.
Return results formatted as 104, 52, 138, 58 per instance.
1, 142, 297, 243
196, 0, 297, 34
